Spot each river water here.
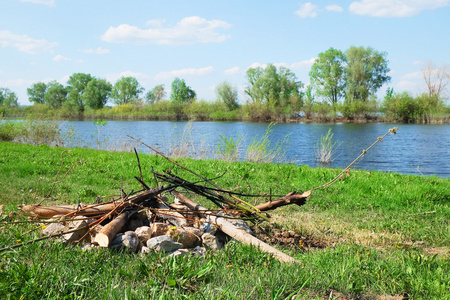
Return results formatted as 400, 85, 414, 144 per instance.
59, 121, 450, 178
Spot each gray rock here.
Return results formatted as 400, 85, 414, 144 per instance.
110, 231, 140, 252
201, 232, 225, 250
146, 235, 183, 252
135, 226, 152, 242
62, 219, 89, 244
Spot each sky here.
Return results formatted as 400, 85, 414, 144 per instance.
1, 0, 449, 106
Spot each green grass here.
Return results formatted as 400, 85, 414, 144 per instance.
0, 142, 449, 299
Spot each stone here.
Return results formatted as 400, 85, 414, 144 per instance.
135, 226, 152, 242
62, 219, 89, 244
42, 222, 65, 236
201, 232, 225, 250
110, 231, 140, 252
150, 222, 171, 237
141, 246, 151, 254
168, 227, 202, 248
146, 235, 183, 252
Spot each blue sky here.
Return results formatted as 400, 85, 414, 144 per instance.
1, 0, 449, 105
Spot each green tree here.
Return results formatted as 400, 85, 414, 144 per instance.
303, 85, 315, 118
216, 81, 238, 111
245, 64, 302, 107
27, 82, 47, 104
145, 84, 166, 104
44, 81, 67, 109
82, 78, 112, 109
67, 73, 93, 113
111, 76, 144, 105
345, 46, 390, 103
0, 88, 19, 107
309, 47, 346, 113
170, 78, 196, 104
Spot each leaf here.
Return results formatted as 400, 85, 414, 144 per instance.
167, 279, 177, 287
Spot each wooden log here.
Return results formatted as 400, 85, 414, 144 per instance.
94, 212, 129, 247
254, 191, 311, 212
18, 189, 161, 219
172, 191, 301, 264
18, 202, 121, 219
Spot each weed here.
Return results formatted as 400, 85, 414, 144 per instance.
92, 119, 108, 150
245, 123, 290, 163
315, 128, 341, 164
215, 134, 243, 162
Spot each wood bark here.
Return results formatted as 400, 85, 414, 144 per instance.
94, 212, 129, 247
18, 202, 121, 219
18, 189, 160, 219
172, 191, 301, 264
254, 191, 311, 211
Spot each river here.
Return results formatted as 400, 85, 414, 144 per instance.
59, 121, 450, 178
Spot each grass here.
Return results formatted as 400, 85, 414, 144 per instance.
0, 142, 449, 299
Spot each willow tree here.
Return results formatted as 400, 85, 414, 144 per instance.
216, 81, 238, 111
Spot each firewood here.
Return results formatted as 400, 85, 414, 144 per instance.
172, 191, 301, 264
255, 191, 311, 211
94, 212, 129, 247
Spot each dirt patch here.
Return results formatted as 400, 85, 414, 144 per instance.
252, 224, 330, 250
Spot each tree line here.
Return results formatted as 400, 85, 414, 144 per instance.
1, 46, 449, 123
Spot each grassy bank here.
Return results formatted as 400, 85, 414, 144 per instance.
1, 142, 449, 299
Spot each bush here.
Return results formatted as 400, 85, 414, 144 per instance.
0, 120, 23, 141
382, 92, 417, 122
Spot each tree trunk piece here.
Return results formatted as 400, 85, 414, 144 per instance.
94, 212, 129, 247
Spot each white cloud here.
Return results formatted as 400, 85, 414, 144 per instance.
349, 0, 450, 17
155, 66, 214, 80
78, 47, 110, 54
0, 78, 34, 87
247, 62, 267, 69
401, 71, 422, 80
21, 0, 55, 6
101, 16, 231, 45
0, 30, 57, 54
326, 4, 344, 12
295, 2, 318, 18
53, 54, 70, 62
224, 66, 240, 75
290, 57, 317, 69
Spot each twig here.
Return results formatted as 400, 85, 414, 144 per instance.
134, 148, 146, 190
310, 127, 398, 192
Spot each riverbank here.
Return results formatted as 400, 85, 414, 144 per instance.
3, 103, 450, 124
1, 142, 449, 299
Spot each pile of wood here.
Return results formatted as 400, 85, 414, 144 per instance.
16, 153, 310, 264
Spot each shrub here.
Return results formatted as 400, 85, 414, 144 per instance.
0, 120, 23, 141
